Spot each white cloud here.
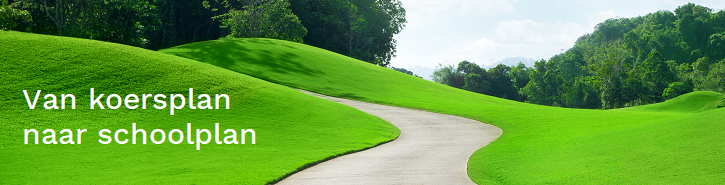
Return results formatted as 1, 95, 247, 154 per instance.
391, 0, 725, 70
597, 10, 617, 21
494, 19, 590, 44
588, 10, 617, 27
451, 38, 498, 53
440, 19, 592, 66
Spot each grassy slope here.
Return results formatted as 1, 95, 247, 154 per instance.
619, 91, 723, 113
0, 31, 399, 184
162, 38, 725, 184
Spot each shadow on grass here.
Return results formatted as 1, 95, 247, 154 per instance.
167, 39, 325, 80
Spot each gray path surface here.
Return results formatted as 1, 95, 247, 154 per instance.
277, 90, 503, 185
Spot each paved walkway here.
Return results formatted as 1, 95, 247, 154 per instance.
277, 90, 502, 184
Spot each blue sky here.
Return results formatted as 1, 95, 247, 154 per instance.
390, 0, 725, 79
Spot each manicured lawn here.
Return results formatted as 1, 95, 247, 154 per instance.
163, 38, 725, 184
0, 31, 399, 184
618, 90, 723, 113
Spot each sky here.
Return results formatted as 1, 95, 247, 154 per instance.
390, 0, 725, 80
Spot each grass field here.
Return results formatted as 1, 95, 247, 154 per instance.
163, 38, 725, 184
0, 31, 399, 184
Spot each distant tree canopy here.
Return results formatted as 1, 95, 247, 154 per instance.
432, 61, 525, 101
1, 0, 406, 64
213, 0, 307, 43
433, 3, 725, 109
0, 0, 228, 49
392, 67, 422, 78
289, 0, 406, 67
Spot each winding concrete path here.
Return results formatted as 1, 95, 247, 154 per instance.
277, 90, 503, 184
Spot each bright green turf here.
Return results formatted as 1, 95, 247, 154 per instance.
163, 38, 725, 184
0, 31, 399, 184
619, 91, 724, 113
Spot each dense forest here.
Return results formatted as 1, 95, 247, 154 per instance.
434, 3, 725, 109
0, 0, 405, 66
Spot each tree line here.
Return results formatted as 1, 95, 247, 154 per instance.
433, 3, 725, 109
1, 0, 405, 67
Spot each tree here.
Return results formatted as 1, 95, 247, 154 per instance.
463, 73, 488, 94
697, 61, 725, 93
457, 60, 485, 76
36, 0, 83, 35
432, 63, 464, 89
0, 0, 32, 31
522, 59, 564, 106
289, 0, 406, 66
565, 76, 601, 109
662, 81, 693, 100
708, 32, 725, 60
148, 0, 226, 50
640, 49, 676, 102
620, 73, 649, 106
10, 0, 160, 47
510, 62, 530, 89
586, 41, 628, 108
392, 67, 421, 78
487, 64, 518, 100
509, 62, 530, 102
550, 46, 587, 82
215, 0, 307, 42
433, 60, 533, 102
455, 61, 489, 94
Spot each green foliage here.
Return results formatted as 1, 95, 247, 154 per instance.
463, 73, 488, 94
7, 0, 161, 47
564, 76, 601, 109
1, 0, 231, 49
516, 3, 725, 109
145, 0, 227, 50
641, 49, 677, 100
432, 61, 522, 101
522, 59, 564, 106
487, 64, 519, 100
457, 60, 485, 76
549, 46, 586, 82
662, 81, 693, 100
214, 0, 307, 43
391, 67, 421, 78
591, 17, 639, 43
622, 91, 723, 113
1, 31, 398, 184
0, 0, 31, 31
289, 0, 406, 66
2, 0, 406, 54
696, 61, 725, 92
708, 32, 725, 60
718, 95, 725, 108
432, 3, 724, 110
432, 63, 464, 89
163, 36, 725, 184
510, 62, 531, 89
455, 61, 489, 94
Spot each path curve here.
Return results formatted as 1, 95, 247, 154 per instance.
277, 90, 503, 184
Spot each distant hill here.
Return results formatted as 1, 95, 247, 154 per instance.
163, 37, 725, 184
0, 31, 398, 184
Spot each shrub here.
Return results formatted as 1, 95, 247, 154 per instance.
662, 81, 694, 100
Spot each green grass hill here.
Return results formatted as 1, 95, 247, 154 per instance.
0, 31, 399, 184
163, 38, 725, 184
620, 91, 724, 113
